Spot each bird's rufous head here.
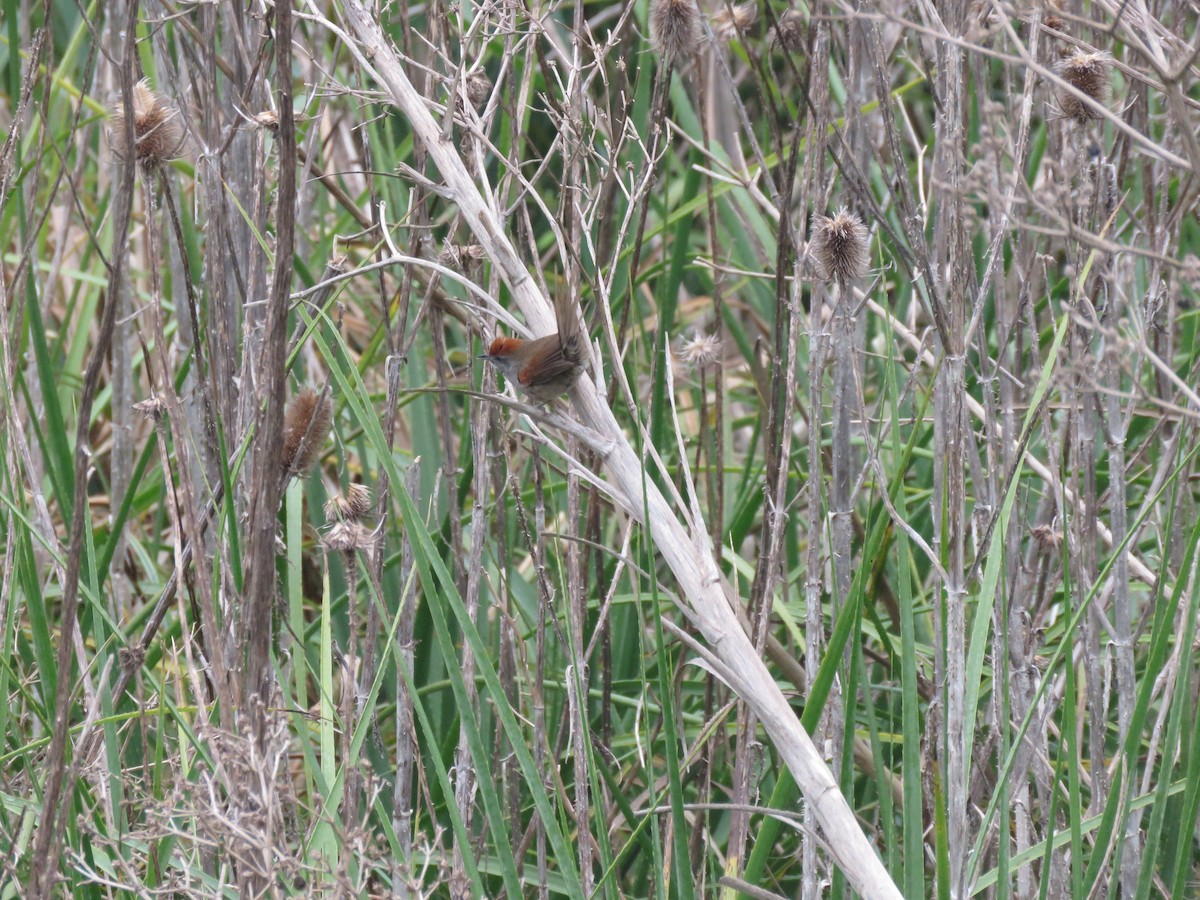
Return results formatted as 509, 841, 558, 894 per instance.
484, 336, 525, 358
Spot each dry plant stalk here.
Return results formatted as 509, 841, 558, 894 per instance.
28, 20, 142, 892
812, 206, 869, 815
240, 0, 300, 773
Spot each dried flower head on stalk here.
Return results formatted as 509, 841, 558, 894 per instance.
1055, 49, 1111, 121
322, 520, 376, 553
810, 208, 869, 284
440, 243, 486, 272
679, 330, 721, 368
769, 8, 806, 51
1043, 0, 1065, 33
650, 0, 704, 63
111, 78, 184, 168
465, 71, 492, 108
253, 110, 280, 132
710, 2, 755, 42
282, 390, 333, 476
132, 396, 167, 420
324, 483, 374, 522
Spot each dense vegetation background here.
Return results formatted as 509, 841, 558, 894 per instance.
1, 0, 1198, 896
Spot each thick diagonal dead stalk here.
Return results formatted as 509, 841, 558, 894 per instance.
326, 1, 901, 895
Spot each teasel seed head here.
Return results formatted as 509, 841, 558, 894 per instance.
1043, 6, 1064, 33
1056, 49, 1111, 120
133, 396, 167, 420
324, 483, 374, 521
769, 8, 806, 51
711, 2, 755, 42
439, 243, 486, 272
119, 646, 147, 671
679, 330, 722, 368
282, 390, 333, 476
322, 520, 376, 553
465, 71, 492, 108
111, 78, 184, 168
1030, 523, 1063, 550
650, 0, 704, 64
811, 208, 870, 284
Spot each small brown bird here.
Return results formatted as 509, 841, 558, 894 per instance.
480, 293, 586, 404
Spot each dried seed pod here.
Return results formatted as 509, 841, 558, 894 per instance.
282, 390, 333, 476
322, 520, 375, 552
439, 243, 486, 272
769, 8, 806, 51
324, 483, 374, 521
1030, 523, 1063, 549
1088, 157, 1118, 218
710, 2, 755, 42
119, 646, 147, 671
811, 208, 870, 284
650, 0, 704, 63
345, 483, 373, 518
1056, 49, 1111, 120
111, 78, 184, 167
679, 330, 721, 368
465, 71, 492, 108
1042, 0, 1065, 32
133, 396, 166, 420
323, 495, 347, 521
966, 0, 1001, 40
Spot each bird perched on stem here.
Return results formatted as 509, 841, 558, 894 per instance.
479, 293, 586, 404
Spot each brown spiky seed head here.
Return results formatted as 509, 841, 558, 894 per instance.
323, 495, 347, 521
650, 0, 704, 63
679, 330, 721, 367
439, 243, 486, 271
111, 78, 184, 167
1043, 0, 1064, 32
344, 483, 373, 518
133, 396, 166, 420
811, 208, 869, 284
711, 2, 756, 41
322, 520, 375, 553
1030, 523, 1063, 549
465, 71, 492, 108
770, 9, 806, 51
1056, 50, 1111, 120
324, 483, 373, 521
282, 390, 333, 475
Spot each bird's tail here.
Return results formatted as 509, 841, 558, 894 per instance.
553, 290, 586, 366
